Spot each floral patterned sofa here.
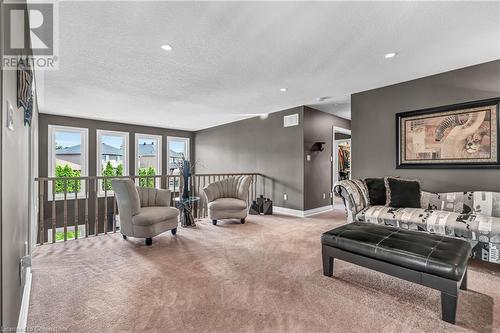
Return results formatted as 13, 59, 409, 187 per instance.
334, 179, 500, 264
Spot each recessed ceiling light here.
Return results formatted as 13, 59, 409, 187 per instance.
384, 52, 397, 59
280, 88, 288, 92
161, 44, 173, 51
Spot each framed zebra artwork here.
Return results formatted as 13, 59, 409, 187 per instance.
396, 97, 500, 168
17, 57, 34, 126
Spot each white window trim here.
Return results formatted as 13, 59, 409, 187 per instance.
167, 136, 190, 173
135, 133, 162, 187
48, 125, 88, 201
166, 136, 189, 192
96, 129, 129, 196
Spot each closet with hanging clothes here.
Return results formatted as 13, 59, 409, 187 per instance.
337, 142, 351, 181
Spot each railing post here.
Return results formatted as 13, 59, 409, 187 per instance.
253, 174, 257, 201
202, 176, 206, 218
74, 179, 79, 240
192, 174, 196, 218
38, 181, 44, 245
51, 180, 56, 243
95, 178, 99, 236
248, 175, 252, 206
176, 175, 179, 201
263, 174, 266, 199
104, 182, 108, 234
85, 178, 89, 238
113, 194, 117, 233
63, 179, 68, 241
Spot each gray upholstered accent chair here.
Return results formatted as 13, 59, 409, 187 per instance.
203, 176, 252, 225
112, 179, 179, 246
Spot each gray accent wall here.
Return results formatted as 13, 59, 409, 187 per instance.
195, 106, 351, 211
195, 107, 305, 210
351, 60, 500, 192
303, 107, 351, 210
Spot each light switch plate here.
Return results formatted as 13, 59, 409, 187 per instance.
306, 155, 311, 161
283, 193, 288, 201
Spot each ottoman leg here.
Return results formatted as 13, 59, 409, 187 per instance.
322, 246, 334, 277
441, 291, 457, 324
460, 269, 467, 291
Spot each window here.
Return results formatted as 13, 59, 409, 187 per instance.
48, 125, 88, 199
97, 130, 129, 194
167, 137, 190, 173
167, 137, 190, 190
135, 134, 162, 188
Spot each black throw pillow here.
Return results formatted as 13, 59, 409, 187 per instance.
364, 178, 386, 206
385, 177, 421, 208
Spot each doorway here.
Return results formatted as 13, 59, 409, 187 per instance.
333, 127, 351, 205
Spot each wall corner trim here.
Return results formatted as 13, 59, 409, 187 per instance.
17, 267, 32, 331
273, 205, 334, 218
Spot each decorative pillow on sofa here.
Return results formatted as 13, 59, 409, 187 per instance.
385, 177, 421, 208
364, 178, 386, 206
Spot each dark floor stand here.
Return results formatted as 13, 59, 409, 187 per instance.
249, 201, 260, 215
262, 199, 273, 215
322, 245, 467, 324
250, 196, 273, 216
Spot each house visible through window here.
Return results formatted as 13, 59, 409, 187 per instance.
97, 130, 128, 194
167, 137, 189, 174
48, 125, 88, 199
167, 137, 189, 190
136, 134, 161, 188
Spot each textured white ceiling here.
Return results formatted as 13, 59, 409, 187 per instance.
38, 1, 500, 131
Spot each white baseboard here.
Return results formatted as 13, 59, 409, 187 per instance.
303, 205, 335, 217
273, 205, 334, 218
273, 206, 304, 217
17, 267, 32, 331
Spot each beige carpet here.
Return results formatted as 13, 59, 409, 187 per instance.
28, 210, 500, 333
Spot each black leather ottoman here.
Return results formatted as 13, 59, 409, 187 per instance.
321, 222, 472, 324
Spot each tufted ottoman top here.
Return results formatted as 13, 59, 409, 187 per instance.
322, 222, 472, 281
